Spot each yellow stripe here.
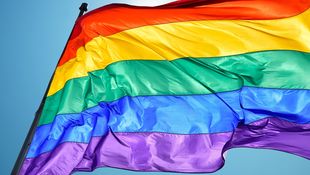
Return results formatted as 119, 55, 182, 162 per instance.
48, 8, 310, 96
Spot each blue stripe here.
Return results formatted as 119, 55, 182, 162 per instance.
27, 87, 310, 158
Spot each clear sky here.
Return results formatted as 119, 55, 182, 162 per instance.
0, 1, 309, 175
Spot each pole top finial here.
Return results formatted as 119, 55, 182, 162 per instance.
78, 3, 88, 18
80, 3, 88, 11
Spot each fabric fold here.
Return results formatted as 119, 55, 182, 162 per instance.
21, 117, 310, 174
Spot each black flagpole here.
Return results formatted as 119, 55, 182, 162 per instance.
11, 3, 88, 175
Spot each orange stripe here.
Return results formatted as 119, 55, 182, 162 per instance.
57, 0, 310, 66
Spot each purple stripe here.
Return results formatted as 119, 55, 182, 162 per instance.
20, 117, 310, 174
228, 117, 310, 159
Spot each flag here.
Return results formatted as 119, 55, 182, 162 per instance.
20, 0, 310, 174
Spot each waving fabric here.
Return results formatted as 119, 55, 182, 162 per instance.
20, 0, 310, 174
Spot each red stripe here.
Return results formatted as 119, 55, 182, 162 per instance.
58, 0, 310, 66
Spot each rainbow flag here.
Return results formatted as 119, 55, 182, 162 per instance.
20, 0, 310, 174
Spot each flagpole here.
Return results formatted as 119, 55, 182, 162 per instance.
11, 3, 88, 175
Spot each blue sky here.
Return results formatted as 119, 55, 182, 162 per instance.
0, 1, 309, 175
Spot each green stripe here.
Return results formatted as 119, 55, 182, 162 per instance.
39, 50, 310, 126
